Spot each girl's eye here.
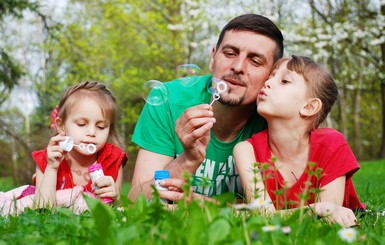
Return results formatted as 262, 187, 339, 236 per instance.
97, 126, 106, 130
281, 80, 290, 84
77, 123, 86, 127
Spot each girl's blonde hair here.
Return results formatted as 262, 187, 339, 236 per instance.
273, 55, 338, 129
57, 81, 122, 147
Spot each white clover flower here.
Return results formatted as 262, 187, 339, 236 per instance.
232, 198, 271, 211
338, 228, 357, 243
281, 226, 291, 234
262, 225, 280, 232
232, 203, 248, 210
248, 198, 272, 209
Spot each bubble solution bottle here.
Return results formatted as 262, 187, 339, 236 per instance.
154, 170, 170, 204
88, 163, 114, 205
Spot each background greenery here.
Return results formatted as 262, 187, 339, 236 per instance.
1, 0, 385, 186
0, 159, 384, 244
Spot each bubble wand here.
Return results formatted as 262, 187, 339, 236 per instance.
209, 80, 228, 106
59, 136, 97, 154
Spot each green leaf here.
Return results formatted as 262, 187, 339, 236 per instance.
208, 218, 231, 244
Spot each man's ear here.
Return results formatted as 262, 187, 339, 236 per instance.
55, 118, 65, 134
209, 47, 216, 73
299, 98, 322, 117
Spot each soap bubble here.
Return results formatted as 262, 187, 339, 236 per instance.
207, 77, 228, 106
176, 64, 202, 87
207, 77, 227, 94
142, 80, 168, 106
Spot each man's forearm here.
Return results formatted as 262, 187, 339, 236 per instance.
164, 152, 202, 179
128, 179, 154, 201
128, 152, 204, 202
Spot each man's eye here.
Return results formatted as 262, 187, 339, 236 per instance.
223, 51, 236, 57
251, 59, 262, 66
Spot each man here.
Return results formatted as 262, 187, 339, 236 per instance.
128, 14, 284, 202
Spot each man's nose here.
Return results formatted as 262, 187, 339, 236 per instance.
231, 56, 247, 74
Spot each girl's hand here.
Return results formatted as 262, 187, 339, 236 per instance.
93, 175, 118, 200
315, 202, 358, 228
46, 134, 67, 169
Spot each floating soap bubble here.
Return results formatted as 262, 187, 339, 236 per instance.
59, 136, 97, 154
208, 77, 228, 94
142, 80, 168, 106
176, 64, 202, 87
207, 77, 228, 106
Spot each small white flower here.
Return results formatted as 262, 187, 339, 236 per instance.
281, 226, 291, 234
233, 198, 272, 211
232, 203, 248, 210
117, 206, 125, 212
338, 228, 357, 243
248, 198, 271, 209
122, 216, 127, 223
262, 225, 280, 232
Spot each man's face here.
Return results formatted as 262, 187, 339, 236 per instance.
209, 30, 277, 106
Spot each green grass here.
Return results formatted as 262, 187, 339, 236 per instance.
353, 160, 385, 210
0, 160, 384, 244
0, 176, 16, 192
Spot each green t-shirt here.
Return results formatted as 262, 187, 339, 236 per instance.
132, 75, 267, 198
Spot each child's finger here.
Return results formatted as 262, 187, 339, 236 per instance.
95, 176, 114, 188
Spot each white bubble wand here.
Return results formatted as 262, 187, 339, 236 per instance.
59, 136, 97, 154
209, 81, 228, 106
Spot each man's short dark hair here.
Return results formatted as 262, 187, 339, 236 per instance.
216, 14, 284, 62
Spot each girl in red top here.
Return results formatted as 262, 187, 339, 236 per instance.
1, 81, 127, 215
33, 81, 127, 208
233, 56, 365, 228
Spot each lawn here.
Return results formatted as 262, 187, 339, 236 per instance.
0, 159, 384, 244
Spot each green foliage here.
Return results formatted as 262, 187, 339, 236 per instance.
28, 0, 217, 180
0, 0, 38, 20
0, 0, 39, 105
0, 160, 384, 244
289, 0, 385, 159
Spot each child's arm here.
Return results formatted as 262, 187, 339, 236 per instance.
277, 177, 357, 227
34, 134, 66, 208
234, 141, 357, 227
233, 141, 275, 212
317, 175, 346, 204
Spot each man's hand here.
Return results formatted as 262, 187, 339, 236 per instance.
175, 104, 216, 171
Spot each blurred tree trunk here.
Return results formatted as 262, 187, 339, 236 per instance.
352, 59, 363, 158
0, 118, 33, 183
380, 3, 385, 158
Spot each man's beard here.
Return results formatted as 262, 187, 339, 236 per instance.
213, 72, 247, 106
218, 90, 245, 106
